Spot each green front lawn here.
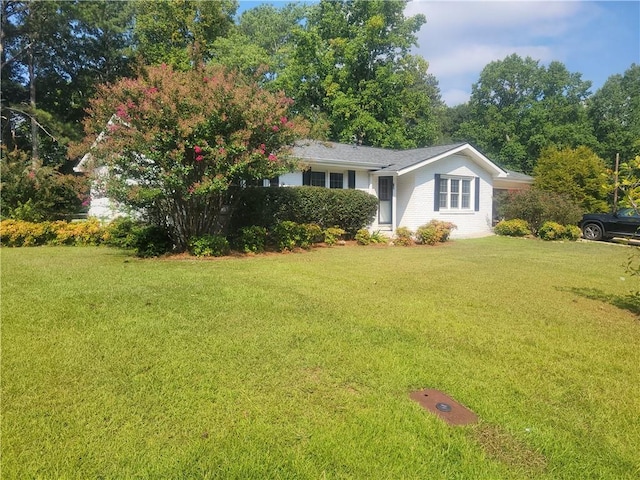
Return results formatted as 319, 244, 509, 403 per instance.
1, 237, 638, 479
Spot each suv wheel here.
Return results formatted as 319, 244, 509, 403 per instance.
582, 223, 603, 241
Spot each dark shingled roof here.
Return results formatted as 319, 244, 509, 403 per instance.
292, 140, 468, 171
292, 140, 532, 182
378, 143, 468, 172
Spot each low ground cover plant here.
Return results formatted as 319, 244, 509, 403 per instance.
355, 229, 388, 245
188, 234, 230, 257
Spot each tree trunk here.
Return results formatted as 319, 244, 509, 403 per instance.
28, 42, 39, 168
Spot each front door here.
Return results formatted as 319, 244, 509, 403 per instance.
378, 176, 393, 225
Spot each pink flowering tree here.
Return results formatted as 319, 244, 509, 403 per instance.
73, 64, 308, 250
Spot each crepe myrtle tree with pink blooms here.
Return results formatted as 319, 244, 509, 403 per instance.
72, 64, 309, 251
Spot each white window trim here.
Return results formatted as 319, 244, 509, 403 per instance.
438, 176, 473, 211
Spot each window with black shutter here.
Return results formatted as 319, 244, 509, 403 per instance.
348, 170, 356, 189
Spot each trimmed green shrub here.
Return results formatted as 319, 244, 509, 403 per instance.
103, 218, 173, 257
189, 234, 230, 257
103, 217, 139, 249
415, 220, 456, 245
355, 229, 372, 245
0, 218, 105, 246
270, 221, 312, 251
235, 226, 268, 254
230, 186, 378, 237
494, 219, 531, 237
131, 225, 173, 257
394, 227, 414, 246
324, 227, 345, 246
538, 221, 566, 241
0, 217, 170, 256
538, 222, 582, 241
564, 225, 582, 241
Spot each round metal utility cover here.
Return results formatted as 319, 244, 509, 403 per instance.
410, 388, 478, 425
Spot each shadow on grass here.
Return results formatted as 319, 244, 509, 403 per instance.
562, 287, 640, 316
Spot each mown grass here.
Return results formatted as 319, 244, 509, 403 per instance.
1, 237, 639, 479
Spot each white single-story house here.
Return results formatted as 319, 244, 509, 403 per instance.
76, 139, 532, 238
280, 140, 532, 238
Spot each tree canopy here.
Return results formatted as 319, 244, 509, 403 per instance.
588, 64, 640, 165
533, 146, 609, 212
273, 0, 443, 148
456, 54, 596, 173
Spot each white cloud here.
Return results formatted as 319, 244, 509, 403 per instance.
429, 44, 554, 77
440, 88, 472, 106
404, 0, 602, 105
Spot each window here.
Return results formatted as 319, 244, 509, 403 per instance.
311, 171, 326, 187
330, 173, 343, 189
438, 176, 472, 210
378, 176, 393, 224
303, 170, 326, 187
348, 170, 356, 189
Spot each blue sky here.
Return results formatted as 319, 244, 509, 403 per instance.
237, 0, 640, 106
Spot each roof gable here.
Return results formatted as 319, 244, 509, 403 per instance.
294, 140, 508, 178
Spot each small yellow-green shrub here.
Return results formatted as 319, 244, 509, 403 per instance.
0, 219, 53, 246
0, 218, 105, 247
50, 218, 104, 245
394, 227, 414, 246
494, 219, 531, 237
538, 221, 581, 241
416, 220, 456, 245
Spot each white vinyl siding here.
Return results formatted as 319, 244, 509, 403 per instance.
396, 154, 494, 238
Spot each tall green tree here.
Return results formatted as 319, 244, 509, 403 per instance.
533, 146, 609, 213
131, 0, 237, 70
588, 64, 640, 166
1, 0, 134, 167
457, 54, 596, 173
209, 3, 306, 80
274, 0, 443, 148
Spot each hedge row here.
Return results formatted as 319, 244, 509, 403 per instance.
230, 186, 379, 237
494, 218, 582, 241
0, 218, 172, 257
0, 218, 349, 257
0, 218, 105, 246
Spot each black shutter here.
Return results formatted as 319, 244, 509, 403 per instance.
269, 176, 279, 187
302, 170, 311, 186
348, 170, 356, 189
474, 177, 480, 212
434, 174, 441, 211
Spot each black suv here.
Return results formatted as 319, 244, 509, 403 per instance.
579, 208, 640, 241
